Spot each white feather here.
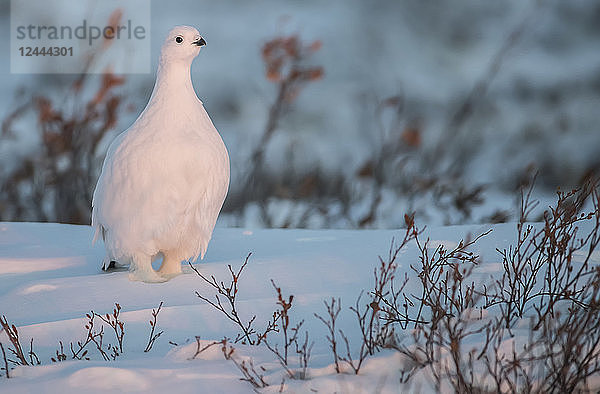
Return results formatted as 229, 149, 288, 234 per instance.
92, 26, 229, 282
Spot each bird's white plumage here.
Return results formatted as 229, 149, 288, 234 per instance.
92, 26, 229, 282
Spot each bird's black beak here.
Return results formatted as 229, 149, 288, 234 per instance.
193, 37, 206, 47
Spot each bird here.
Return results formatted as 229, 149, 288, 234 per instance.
92, 25, 230, 283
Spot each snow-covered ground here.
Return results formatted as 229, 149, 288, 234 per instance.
3, 203, 600, 393
0, 220, 509, 393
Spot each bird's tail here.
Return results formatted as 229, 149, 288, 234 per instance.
92, 225, 105, 246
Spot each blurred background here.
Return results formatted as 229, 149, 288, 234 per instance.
0, 0, 599, 228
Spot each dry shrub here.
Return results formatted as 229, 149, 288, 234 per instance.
189, 253, 279, 346
191, 254, 314, 385
0, 315, 36, 368
264, 280, 313, 380
1, 301, 164, 378
0, 10, 126, 224
227, 34, 324, 225
0, 71, 125, 224
308, 179, 600, 393
396, 179, 600, 392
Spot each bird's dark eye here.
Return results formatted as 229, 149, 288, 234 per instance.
175, 36, 183, 44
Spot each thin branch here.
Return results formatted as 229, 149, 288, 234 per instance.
0, 342, 9, 378
144, 301, 164, 353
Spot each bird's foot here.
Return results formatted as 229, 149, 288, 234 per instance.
157, 258, 183, 279
157, 269, 183, 280
128, 268, 169, 283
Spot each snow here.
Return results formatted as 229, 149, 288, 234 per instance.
0, 221, 512, 393
1, 219, 599, 392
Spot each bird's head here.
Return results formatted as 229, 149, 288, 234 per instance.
160, 25, 206, 64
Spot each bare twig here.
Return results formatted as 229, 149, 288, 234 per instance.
263, 280, 313, 380
220, 340, 269, 390
95, 303, 124, 354
188, 336, 223, 360
89, 325, 110, 362
338, 329, 362, 375
295, 331, 313, 380
144, 301, 164, 353
51, 341, 67, 363
0, 342, 9, 378
191, 253, 278, 345
28, 338, 40, 365
0, 316, 28, 366
265, 280, 296, 365
70, 312, 104, 361
314, 298, 342, 373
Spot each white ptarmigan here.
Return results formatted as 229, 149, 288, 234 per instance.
92, 26, 230, 283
